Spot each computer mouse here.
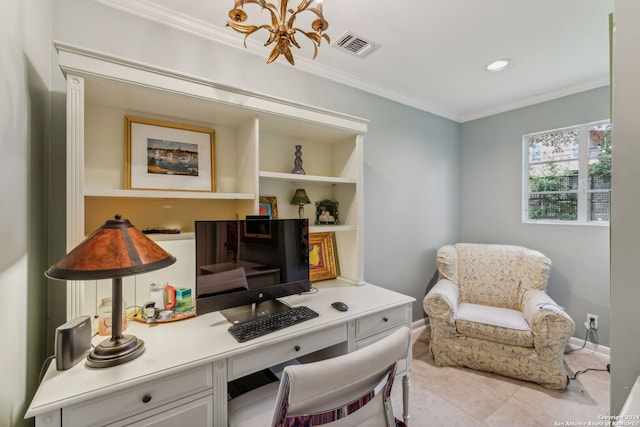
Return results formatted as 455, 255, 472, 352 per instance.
331, 301, 349, 312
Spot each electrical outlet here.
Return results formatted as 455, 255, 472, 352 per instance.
584, 313, 598, 330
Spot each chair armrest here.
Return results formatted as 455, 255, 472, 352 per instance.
522, 289, 575, 357
423, 279, 459, 324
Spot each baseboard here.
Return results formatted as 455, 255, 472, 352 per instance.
412, 318, 428, 332
414, 318, 610, 360
568, 336, 610, 359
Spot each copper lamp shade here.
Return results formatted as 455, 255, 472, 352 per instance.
46, 216, 176, 280
46, 215, 176, 368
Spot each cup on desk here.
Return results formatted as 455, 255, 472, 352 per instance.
149, 283, 165, 308
149, 282, 177, 310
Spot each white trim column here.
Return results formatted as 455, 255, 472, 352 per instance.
65, 74, 85, 320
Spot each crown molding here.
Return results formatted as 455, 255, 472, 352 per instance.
95, 0, 461, 121
459, 78, 610, 123
95, 0, 609, 124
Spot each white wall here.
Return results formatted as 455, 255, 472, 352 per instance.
610, 1, 640, 414
0, 0, 50, 425
461, 87, 611, 346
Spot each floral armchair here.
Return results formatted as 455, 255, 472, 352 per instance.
423, 243, 575, 391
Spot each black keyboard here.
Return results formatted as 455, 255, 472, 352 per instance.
228, 306, 319, 342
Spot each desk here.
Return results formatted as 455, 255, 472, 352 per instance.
25, 281, 414, 427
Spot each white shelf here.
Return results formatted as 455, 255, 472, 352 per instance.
310, 225, 357, 233
259, 171, 356, 185
145, 224, 356, 236
146, 231, 195, 241
85, 188, 255, 200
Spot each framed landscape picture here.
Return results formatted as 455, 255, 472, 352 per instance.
309, 232, 339, 282
125, 116, 216, 192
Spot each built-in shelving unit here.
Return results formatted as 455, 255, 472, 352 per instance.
56, 42, 368, 320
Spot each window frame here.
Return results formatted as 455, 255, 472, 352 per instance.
522, 119, 611, 226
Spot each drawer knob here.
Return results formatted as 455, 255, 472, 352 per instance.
295, 345, 301, 352
142, 394, 152, 404
383, 317, 389, 322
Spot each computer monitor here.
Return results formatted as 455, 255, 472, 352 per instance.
194, 218, 311, 323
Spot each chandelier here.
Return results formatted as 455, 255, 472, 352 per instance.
227, 0, 329, 65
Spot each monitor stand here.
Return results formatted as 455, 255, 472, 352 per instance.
220, 299, 291, 324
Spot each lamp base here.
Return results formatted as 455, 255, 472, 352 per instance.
86, 334, 145, 368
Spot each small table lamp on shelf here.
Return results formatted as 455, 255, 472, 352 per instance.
290, 189, 311, 219
46, 215, 176, 368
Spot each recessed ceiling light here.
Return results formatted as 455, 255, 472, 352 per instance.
485, 59, 512, 72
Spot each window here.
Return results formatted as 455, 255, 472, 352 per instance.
523, 120, 611, 225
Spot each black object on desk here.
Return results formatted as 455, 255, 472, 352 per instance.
142, 227, 180, 234
227, 305, 319, 342
331, 301, 349, 312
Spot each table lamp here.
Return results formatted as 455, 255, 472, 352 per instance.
46, 215, 176, 368
290, 189, 311, 218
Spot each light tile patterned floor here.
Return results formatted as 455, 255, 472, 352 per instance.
392, 327, 610, 427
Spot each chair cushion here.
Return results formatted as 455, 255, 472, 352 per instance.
455, 243, 524, 310
455, 303, 534, 347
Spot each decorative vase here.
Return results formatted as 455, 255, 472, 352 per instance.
291, 145, 306, 175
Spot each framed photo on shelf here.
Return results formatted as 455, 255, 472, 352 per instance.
125, 116, 216, 192
259, 196, 278, 219
315, 200, 339, 225
309, 232, 339, 282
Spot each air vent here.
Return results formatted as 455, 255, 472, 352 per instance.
332, 31, 379, 58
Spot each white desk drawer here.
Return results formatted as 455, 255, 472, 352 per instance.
356, 305, 408, 339
106, 393, 213, 427
63, 364, 212, 427
228, 324, 347, 381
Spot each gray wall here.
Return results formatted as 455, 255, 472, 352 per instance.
0, 0, 50, 426
50, 0, 461, 323
610, 1, 640, 414
460, 87, 611, 347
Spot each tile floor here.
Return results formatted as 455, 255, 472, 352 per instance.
392, 327, 610, 427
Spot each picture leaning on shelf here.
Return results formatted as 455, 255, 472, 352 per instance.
309, 232, 339, 282
259, 196, 278, 219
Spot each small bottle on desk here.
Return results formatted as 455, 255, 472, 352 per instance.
97, 297, 127, 336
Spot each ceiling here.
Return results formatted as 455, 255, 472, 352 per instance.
99, 0, 613, 122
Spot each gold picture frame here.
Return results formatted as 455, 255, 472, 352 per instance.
125, 116, 216, 192
309, 232, 339, 282
259, 196, 278, 219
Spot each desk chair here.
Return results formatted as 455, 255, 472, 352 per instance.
229, 327, 411, 427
